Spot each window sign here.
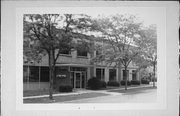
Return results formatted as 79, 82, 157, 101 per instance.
56, 74, 67, 78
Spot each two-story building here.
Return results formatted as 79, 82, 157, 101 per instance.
23, 38, 140, 91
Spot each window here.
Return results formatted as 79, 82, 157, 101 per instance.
132, 70, 137, 80
96, 68, 105, 81
76, 41, 88, 57
109, 69, 116, 81
29, 66, 39, 82
40, 67, 49, 82
77, 50, 87, 57
23, 66, 49, 82
59, 49, 71, 55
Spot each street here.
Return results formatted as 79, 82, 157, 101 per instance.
61, 87, 157, 103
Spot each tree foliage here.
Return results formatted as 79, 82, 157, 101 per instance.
92, 15, 144, 90
93, 15, 142, 65
135, 25, 157, 86
23, 14, 96, 99
137, 24, 157, 65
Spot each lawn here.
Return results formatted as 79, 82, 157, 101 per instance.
23, 84, 151, 97
107, 86, 157, 94
23, 90, 59, 97
23, 92, 109, 103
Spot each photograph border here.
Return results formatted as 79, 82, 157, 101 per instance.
1, 1, 179, 116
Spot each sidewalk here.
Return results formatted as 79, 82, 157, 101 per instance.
23, 84, 153, 99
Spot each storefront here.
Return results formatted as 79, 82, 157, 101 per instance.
23, 64, 90, 91
23, 64, 139, 91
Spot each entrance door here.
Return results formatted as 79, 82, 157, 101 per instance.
71, 71, 86, 89
75, 72, 81, 88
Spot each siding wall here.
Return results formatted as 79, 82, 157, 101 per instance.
23, 82, 49, 91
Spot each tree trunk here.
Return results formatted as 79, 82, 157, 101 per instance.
49, 49, 55, 100
118, 61, 121, 87
125, 65, 127, 90
153, 62, 156, 87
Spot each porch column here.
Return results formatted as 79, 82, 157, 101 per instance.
104, 67, 109, 82
93, 66, 96, 77
116, 68, 119, 81
87, 67, 91, 80
90, 66, 95, 78
129, 69, 132, 81
136, 71, 140, 81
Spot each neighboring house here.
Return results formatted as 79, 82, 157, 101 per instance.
23, 37, 140, 91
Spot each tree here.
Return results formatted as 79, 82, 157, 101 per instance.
93, 14, 143, 90
133, 51, 151, 83
23, 14, 96, 100
136, 25, 157, 87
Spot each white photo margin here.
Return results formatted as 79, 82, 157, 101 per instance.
16, 6, 166, 110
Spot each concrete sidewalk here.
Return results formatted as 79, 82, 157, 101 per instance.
23, 84, 154, 99
62, 87, 157, 103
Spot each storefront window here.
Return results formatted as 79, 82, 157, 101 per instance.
132, 70, 137, 80
109, 69, 116, 81
40, 67, 49, 82
29, 66, 39, 82
23, 66, 49, 83
96, 68, 105, 81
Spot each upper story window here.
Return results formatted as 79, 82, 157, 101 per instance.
59, 49, 71, 55
76, 40, 88, 57
95, 44, 103, 56
59, 48, 71, 55
77, 50, 87, 57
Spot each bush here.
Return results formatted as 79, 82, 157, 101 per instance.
151, 77, 157, 82
107, 81, 120, 86
121, 80, 131, 86
59, 85, 73, 92
131, 80, 140, 85
100, 81, 107, 88
87, 77, 101, 90
141, 79, 150, 84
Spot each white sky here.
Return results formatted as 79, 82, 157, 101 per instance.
25, 7, 164, 28
90, 7, 161, 26
55, 7, 164, 27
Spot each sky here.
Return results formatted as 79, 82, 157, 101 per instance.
55, 7, 164, 27
25, 7, 164, 28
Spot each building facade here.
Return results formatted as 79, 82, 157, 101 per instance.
23, 43, 139, 91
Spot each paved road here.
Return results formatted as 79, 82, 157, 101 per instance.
62, 88, 157, 103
